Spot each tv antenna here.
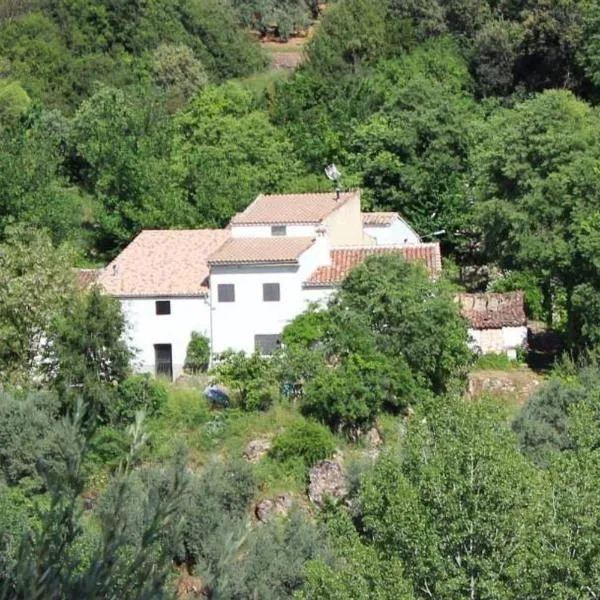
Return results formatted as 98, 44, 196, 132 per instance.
325, 164, 342, 199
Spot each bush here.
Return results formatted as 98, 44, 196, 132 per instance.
184, 332, 210, 374
270, 420, 336, 467
0, 391, 60, 486
211, 351, 279, 411
161, 387, 210, 428
115, 374, 169, 423
475, 352, 519, 370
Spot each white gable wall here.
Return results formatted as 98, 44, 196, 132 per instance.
230, 224, 317, 238
364, 218, 421, 245
120, 297, 210, 379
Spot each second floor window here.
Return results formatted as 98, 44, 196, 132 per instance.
155, 300, 171, 315
263, 283, 280, 302
271, 225, 287, 236
218, 283, 235, 303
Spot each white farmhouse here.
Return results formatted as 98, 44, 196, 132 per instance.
97, 229, 229, 379
92, 191, 442, 378
456, 291, 528, 357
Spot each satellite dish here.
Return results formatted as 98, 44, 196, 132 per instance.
325, 164, 342, 182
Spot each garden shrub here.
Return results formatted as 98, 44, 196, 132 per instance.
184, 332, 210, 374
0, 391, 61, 486
211, 351, 279, 411
270, 420, 336, 467
116, 374, 169, 423
162, 387, 210, 428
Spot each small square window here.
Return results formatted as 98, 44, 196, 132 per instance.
271, 225, 287, 236
218, 284, 235, 303
263, 283, 280, 302
155, 300, 171, 315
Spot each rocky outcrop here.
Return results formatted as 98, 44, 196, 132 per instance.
255, 494, 293, 523
243, 438, 272, 463
308, 460, 348, 507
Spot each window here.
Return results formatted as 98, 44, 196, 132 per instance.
255, 334, 281, 355
155, 300, 171, 315
154, 344, 173, 381
263, 282, 280, 302
271, 225, 287, 236
218, 283, 235, 302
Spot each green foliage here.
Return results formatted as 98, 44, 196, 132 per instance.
174, 82, 303, 227
475, 352, 519, 370
184, 331, 210, 374
270, 419, 336, 467
357, 397, 541, 599
116, 374, 169, 423
333, 254, 472, 394
0, 391, 60, 486
0, 227, 76, 385
160, 386, 211, 428
488, 270, 544, 321
212, 350, 279, 411
44, 287, 131, 421
513, 366, 600, 466
1, 405, 186, 599
281, 304, 329, 350
233, 0, 312, 40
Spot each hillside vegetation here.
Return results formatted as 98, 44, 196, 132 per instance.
2, 0, 600, 598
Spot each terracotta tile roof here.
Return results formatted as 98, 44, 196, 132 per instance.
361, 212, 399, 226
456, 292, 527, 329
230, 191, 359, 225
74, 268, 102, 290
98, 229, 230, 297
304, 243, 442, 287
208, 237, 316, 265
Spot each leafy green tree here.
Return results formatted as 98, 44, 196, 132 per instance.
0, 227, 76, 385
44, 287, 132, 422
270, 419, 336, 467
184, 332, 210, 374
300, 509, 414, 600
211, 350, 279, 411
2, 406, 186, 599
346, 38, 480, 238
472, 90, 600, 347
0, 391, 61, 486
513, 366, 600, 466
305, 0, 390, 76
174, 82, 304, 227
152, 43, 207, 109
358, 397, 543, 599
332, 254, 472, 394
69, 85, 194, 254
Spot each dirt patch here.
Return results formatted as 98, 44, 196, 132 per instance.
468, 368, 543, 406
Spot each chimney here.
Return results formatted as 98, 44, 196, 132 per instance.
336, 188, 341, 201
112, 264, 119, 277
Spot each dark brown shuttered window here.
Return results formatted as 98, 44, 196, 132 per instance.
218, 284, 235, 302
263, 283, 280, 302
155, 300, 171, 315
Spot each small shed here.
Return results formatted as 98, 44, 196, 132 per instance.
456, 291, 528, 357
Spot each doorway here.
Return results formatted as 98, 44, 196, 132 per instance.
154, 344, 173, 381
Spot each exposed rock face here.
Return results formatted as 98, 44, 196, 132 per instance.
243, 438, 272, 463
308, 460, 348, 507
363, 426, 383, 460
255, 494, 293, 523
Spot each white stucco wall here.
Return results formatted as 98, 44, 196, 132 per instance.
364, 218, 421, 245
120, 296, 210, 379
230, 224, 317, 238
302, 286, 335, 308
209, 237, 331, 354
468, 326, 527, 355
